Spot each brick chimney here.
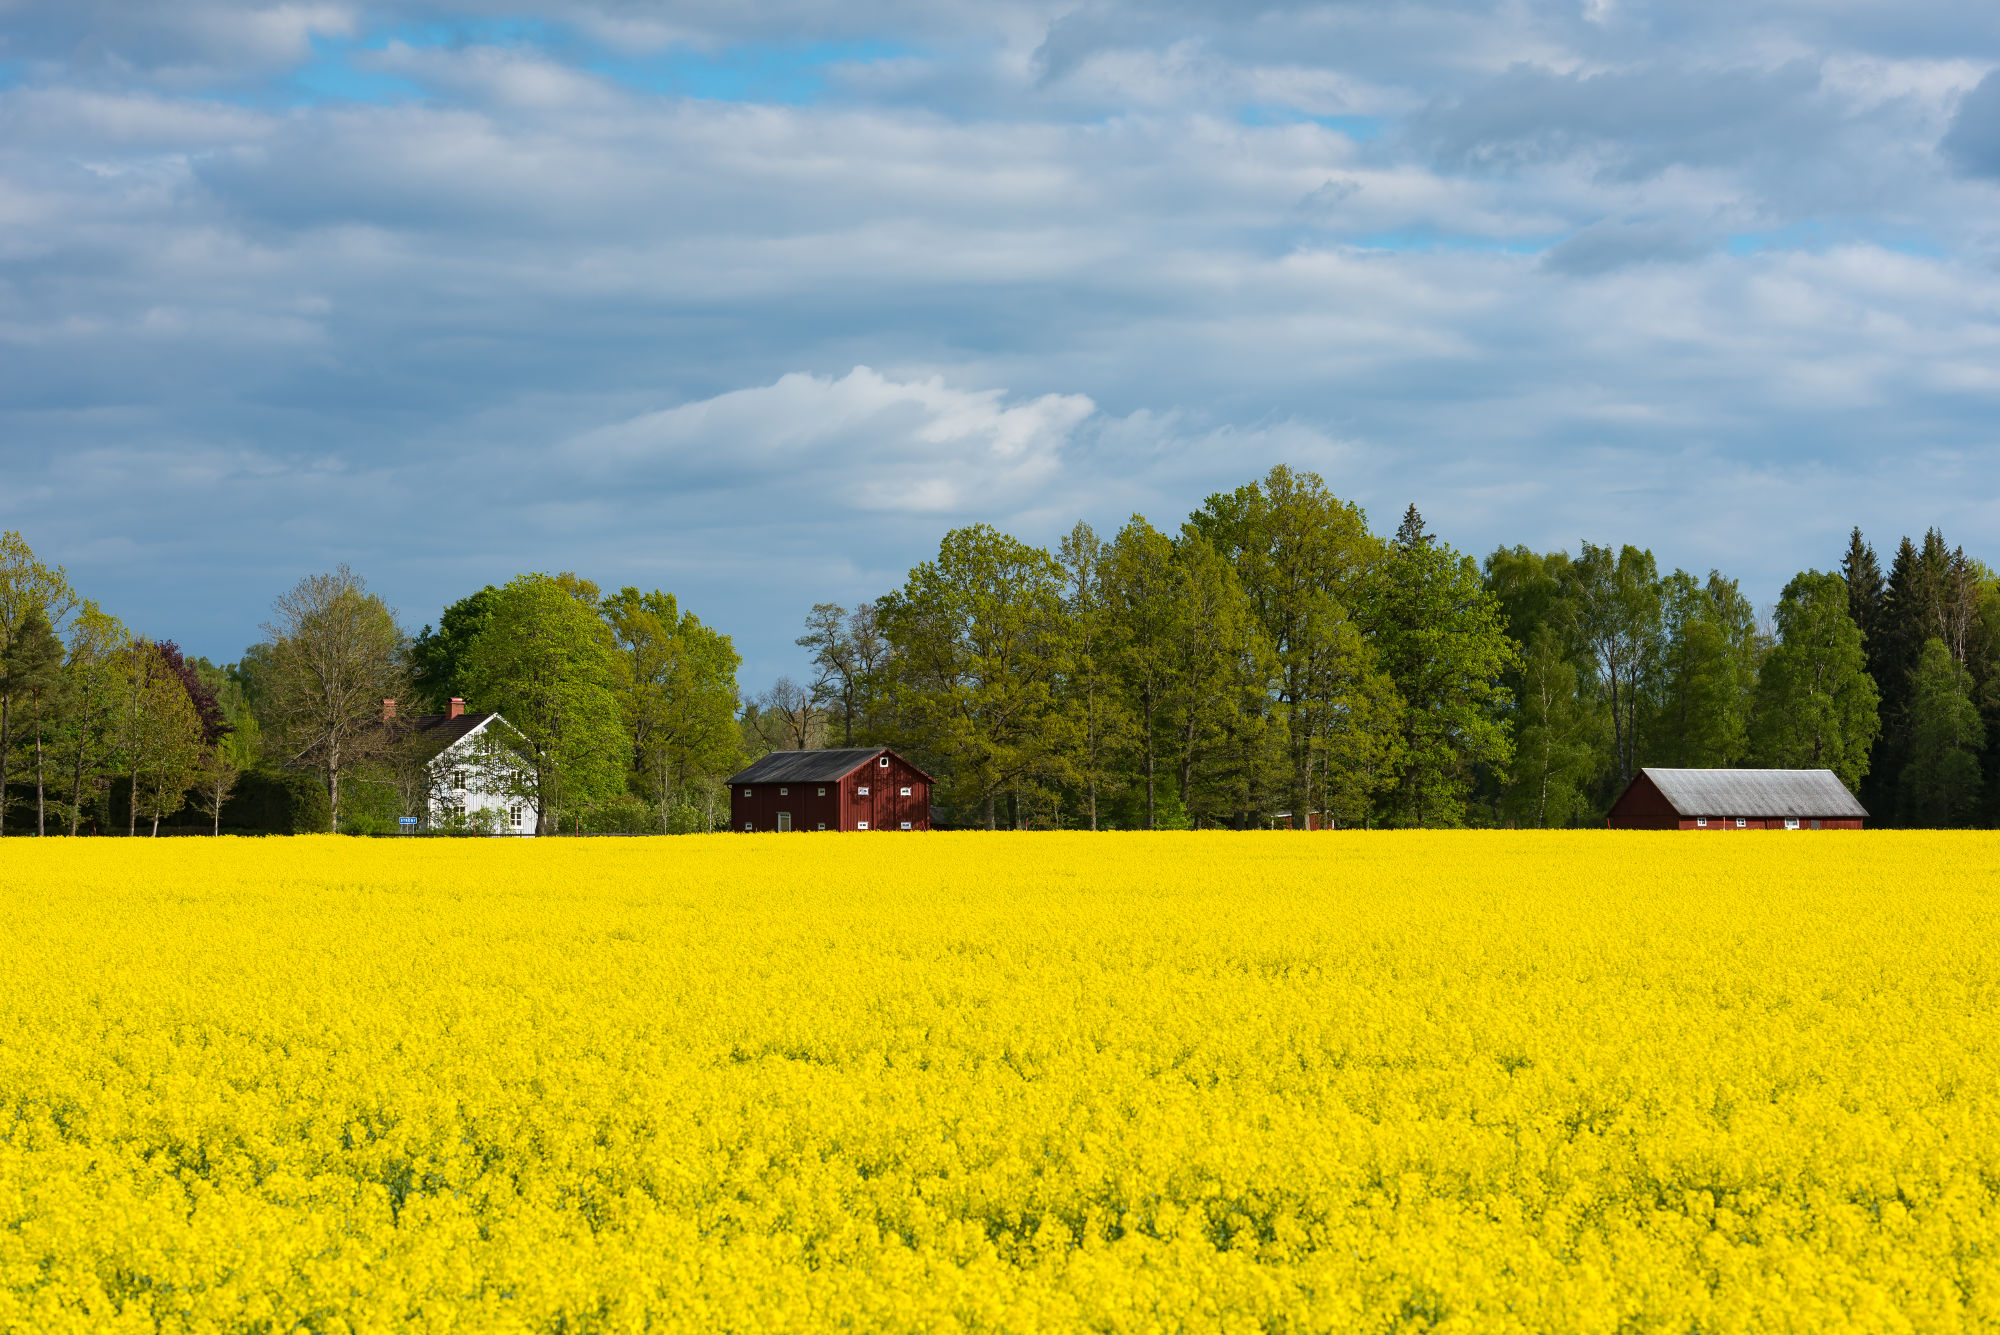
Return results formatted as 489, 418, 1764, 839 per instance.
448, 697, 465, 720
381, 698, 396, 722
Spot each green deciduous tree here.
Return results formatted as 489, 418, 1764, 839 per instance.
1164, 533, 1275, 829
1054, 522, 1132, 830
604, 587, 742, 832
465, 573, 628, 834
1503, 625, 1600, 828
877, 525, 1066, 829
409, 586, 501, 712
1565, 542, 1662, 789
1104, 516, 1183, 829
1363, 506, 1515, 827
1651, 571, 1760, 769
115, 640, 205, 836
1750, 570, 1880, 791
1189, 465, 1385, 824
1898, 638, 1985, 827
48, 603, 126, 835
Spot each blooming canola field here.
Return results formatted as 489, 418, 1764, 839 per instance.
2, 833, 1998, 1333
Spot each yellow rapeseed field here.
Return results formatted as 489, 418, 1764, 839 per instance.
1, 832, 1996, 1333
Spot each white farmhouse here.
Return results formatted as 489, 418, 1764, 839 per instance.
383, 697, 536, 836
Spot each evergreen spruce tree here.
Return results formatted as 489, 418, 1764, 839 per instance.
1841, 528, 1884, 661
1898, 638, 1985, 826
1749, 570, 1880, 791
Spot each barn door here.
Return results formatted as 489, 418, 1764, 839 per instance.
777, 812, 792, 832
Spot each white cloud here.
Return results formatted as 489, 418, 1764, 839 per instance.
570, 367, 1097, 513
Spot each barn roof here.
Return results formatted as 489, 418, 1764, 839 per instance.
1635, 768, 1868, 819
728, 747, 932, 784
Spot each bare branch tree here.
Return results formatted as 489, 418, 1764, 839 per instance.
260, 566, 407, 831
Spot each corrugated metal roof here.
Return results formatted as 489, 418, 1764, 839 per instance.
1640, 768, 1868, 819
728, 748, 887, 784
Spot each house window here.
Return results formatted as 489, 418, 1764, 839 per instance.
879, 756, 890, 767
777, 812, 792, 832
451, 769, 466, 790
779, 787, 788, 796
1735, 818, 1746, 828
1695, 817, 1707, 828
900, 786, 911, 796
856, 821, 869, 830
857, 786, 869, 796
510, 806, 523, 826
1784, 818, 1800, 831
900, 821, 912, 830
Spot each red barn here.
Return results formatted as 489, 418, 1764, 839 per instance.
727, 748, 934, 832
1606, 768, 1867, 830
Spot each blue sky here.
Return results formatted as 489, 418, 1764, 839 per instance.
4, 1, 2000, 688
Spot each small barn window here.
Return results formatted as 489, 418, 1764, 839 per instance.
857, 786, 869, 796
900, 821, 912, 830
1735, 818, 1746, 828
856, 821, 869, 830
743, 789, 752, 798
879, 756, 890, 767
816, 823, 825, 831
900, 786, 911, 796
779, 787, 788, 796
817, 787, 825, 796
1695, 817, 1707, 828
743, 821, 753, 831
1784, 818, 1800, 830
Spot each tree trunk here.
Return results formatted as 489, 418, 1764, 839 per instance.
984, 792, 996, 832
69, 738, 85, 836
151, 811, 161, 837
128, 770, 138, 837
0, 695, 10, 836
35, 729, 46, 836
328, 758, 341, 833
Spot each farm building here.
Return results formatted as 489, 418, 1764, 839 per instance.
728, 748, 932, 832
1606, 768, 1868, 830
381, 697, 536, 835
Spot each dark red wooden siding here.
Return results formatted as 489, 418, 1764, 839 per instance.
730, 750, 931, 832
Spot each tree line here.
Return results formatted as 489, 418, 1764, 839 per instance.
3, 464, 1995, 833
769, 467, 1998, 829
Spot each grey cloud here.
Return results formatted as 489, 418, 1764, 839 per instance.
1541, 220, 1709, 275
1413, 61, 1831, 177
1941, 68, 2000, 177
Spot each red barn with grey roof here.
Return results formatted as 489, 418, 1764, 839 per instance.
727, 748, 933, 832
1607, 767, 1867, 830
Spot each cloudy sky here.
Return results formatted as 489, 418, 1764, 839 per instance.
5, 1, 2000, 685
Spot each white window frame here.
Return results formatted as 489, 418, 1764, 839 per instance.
816, 823, 825, 831
856, 821, 869, 830
743, 821, 754, 831
777, 812, 792, 831
779, 787, 788, 796
878, 756, 890, 768
1736, 818, 1746, 828
743, 788, 752, 798
900, 786, 911, 796
1784, 818, 1800, 830
817, 787, 826, 796
900, 821, 912, 830
1695, 817, 1707, 828
857, 785, 869, 796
